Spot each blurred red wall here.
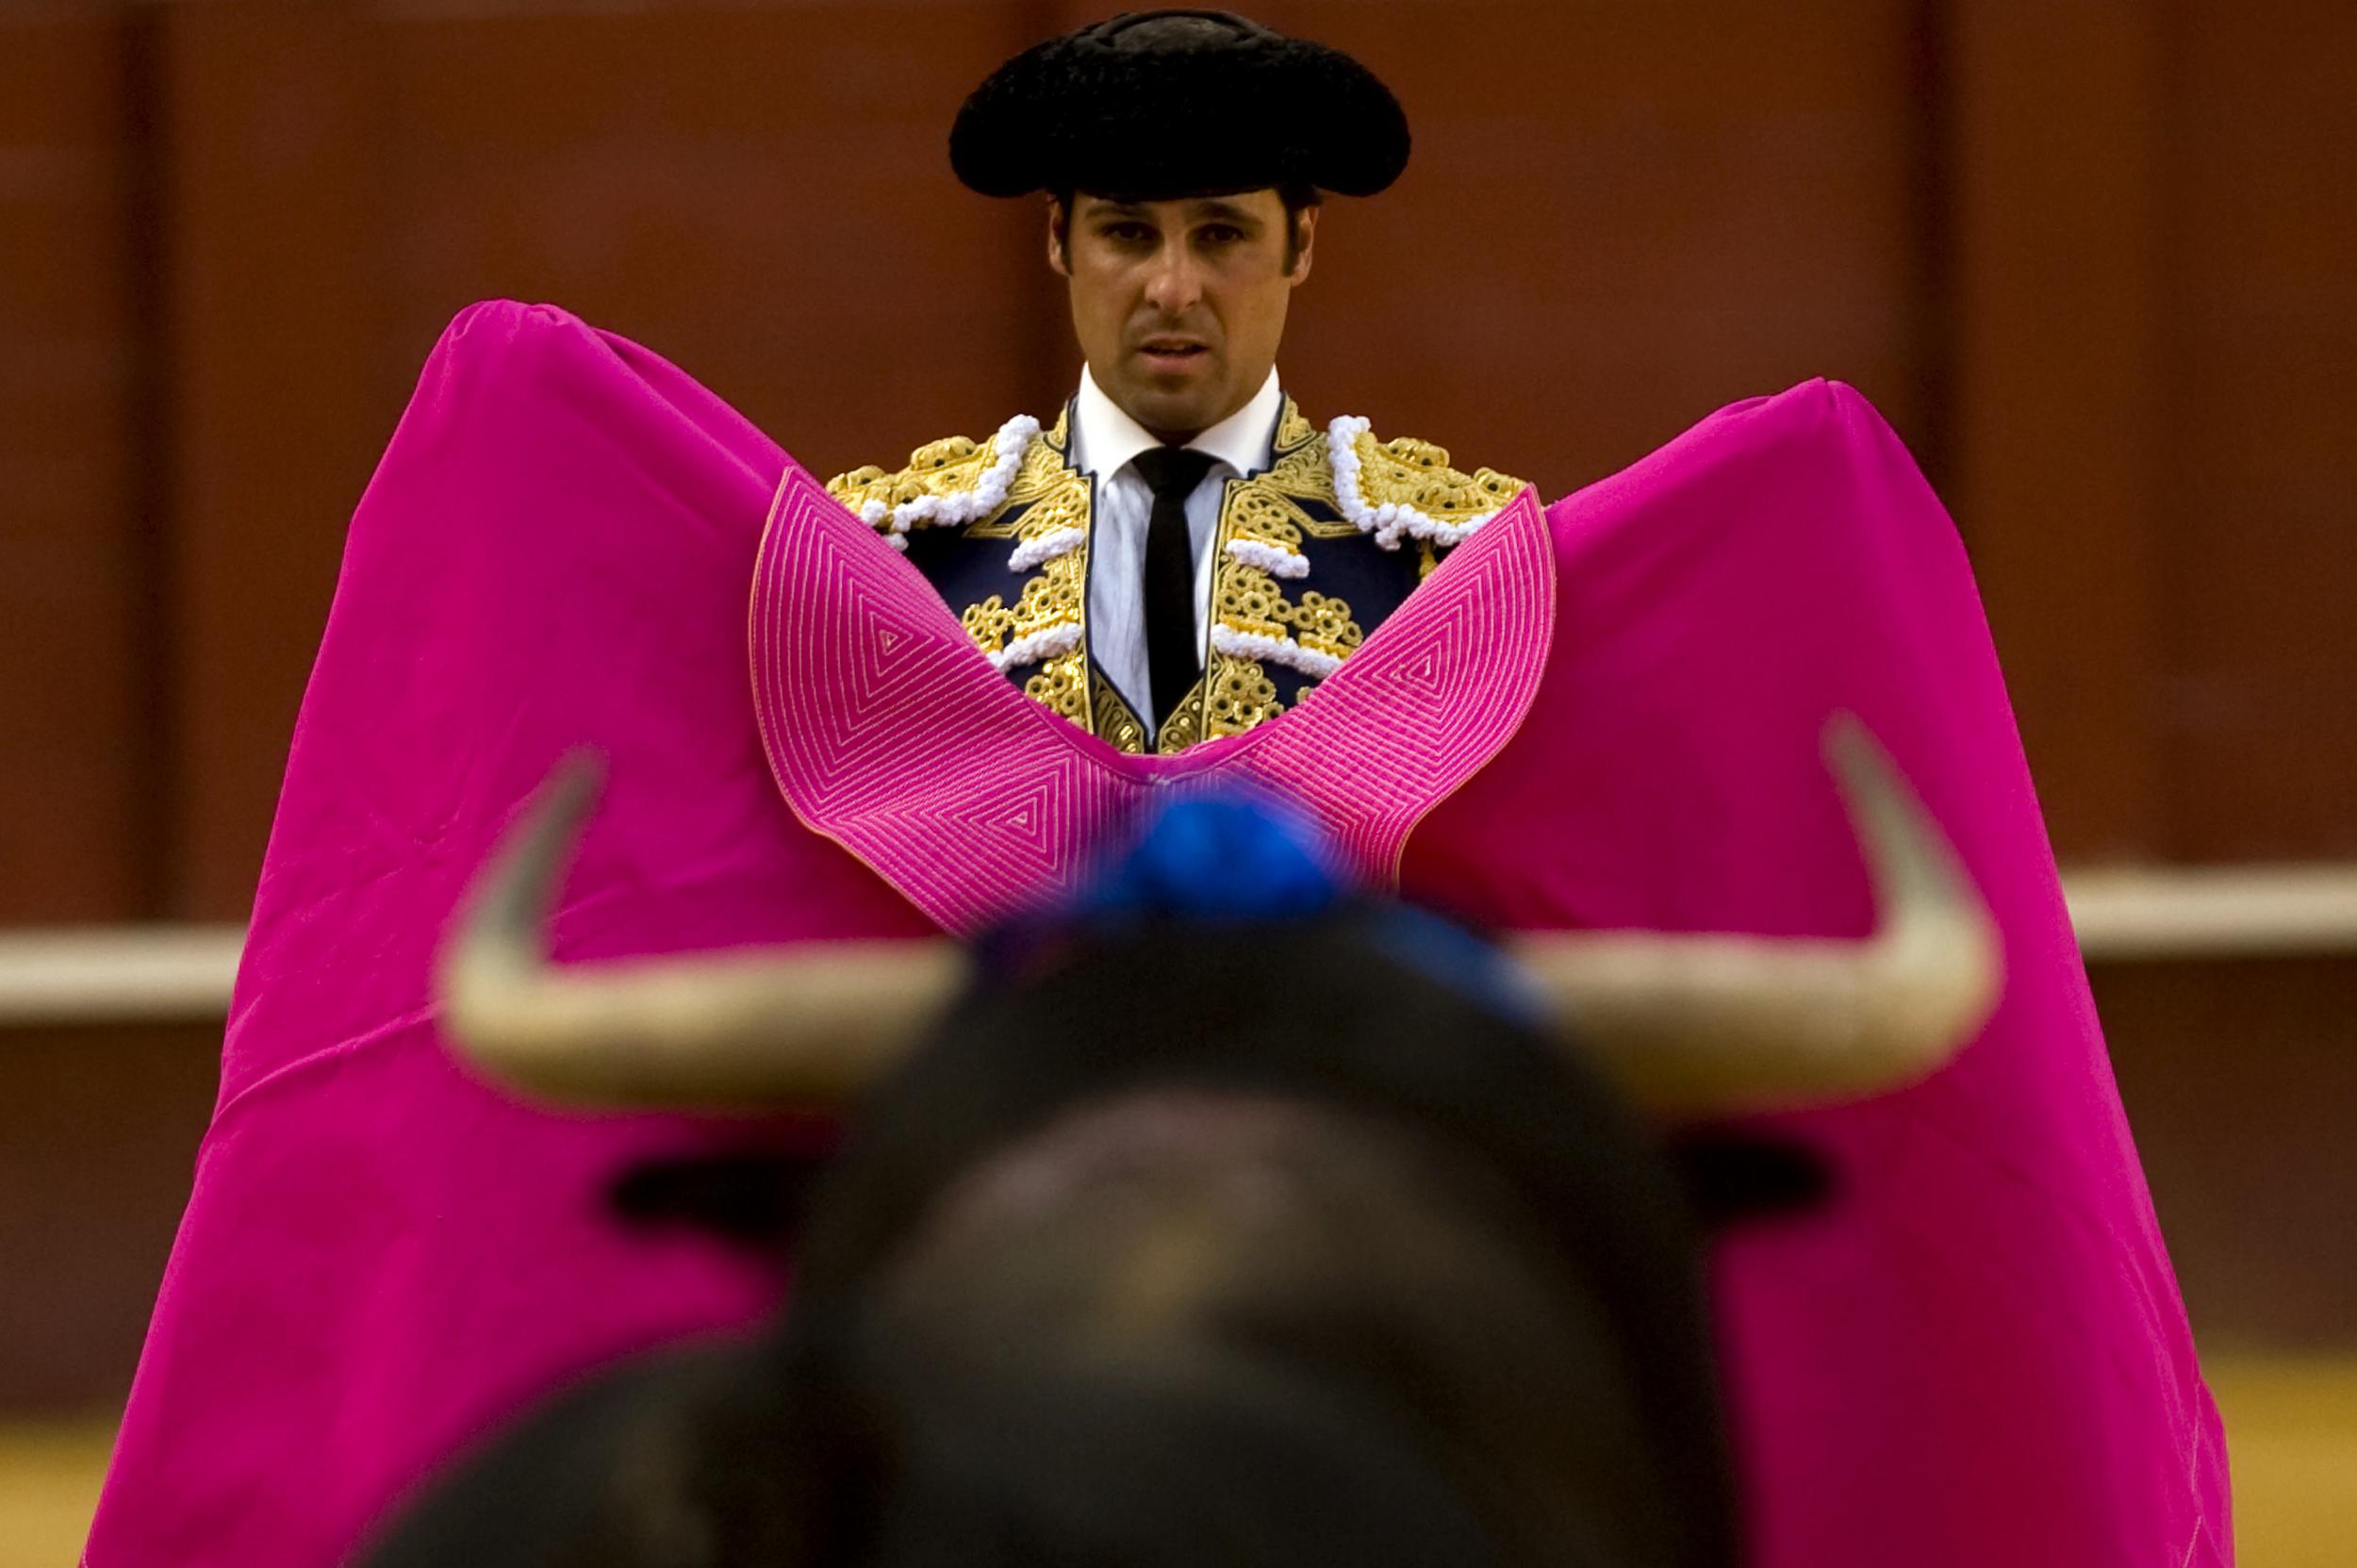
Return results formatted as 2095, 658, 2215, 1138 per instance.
5, 0, 2351, 924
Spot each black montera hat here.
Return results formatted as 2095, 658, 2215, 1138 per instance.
950, 9, 1409, 201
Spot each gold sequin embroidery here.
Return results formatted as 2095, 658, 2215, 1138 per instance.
1192, 405, 1367, 735
1153, 678, 1209, 756
1093, 670, 1149, 756
1204, 658, 1283, 739
896, 423, 1089, 687
826, 434, 998, 518
1025, 647, 1091, 725
965, 423, 1086, 540
829, 400, 1519, 754
1211, 562, 1364, 672
1345, 431, 1528, 526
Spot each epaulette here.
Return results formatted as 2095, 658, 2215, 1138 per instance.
824, 414, 1043, 546
1323, 418, 1530, 551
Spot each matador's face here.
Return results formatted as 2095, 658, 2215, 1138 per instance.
1052, 190, 1316, 443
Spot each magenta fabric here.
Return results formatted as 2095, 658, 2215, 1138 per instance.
1404, 387, 2231, 1566
86, 303, 928, 1567
88, 303, 2226, 1567
750, 462, 1554, 930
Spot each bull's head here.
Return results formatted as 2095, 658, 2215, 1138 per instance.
438, 717, 1999, 1122
362, 719, 2002, 1568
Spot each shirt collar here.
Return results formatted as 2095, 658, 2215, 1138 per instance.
1071, 363, 1283, 482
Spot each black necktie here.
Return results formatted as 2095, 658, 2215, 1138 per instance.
1130, 445, 1216, 730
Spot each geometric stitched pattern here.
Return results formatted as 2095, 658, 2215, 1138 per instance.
750, 465, 1554, 934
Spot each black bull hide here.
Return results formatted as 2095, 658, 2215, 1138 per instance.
360, 904, 1824, 1568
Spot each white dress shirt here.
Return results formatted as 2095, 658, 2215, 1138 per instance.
1069, 363, 1285, 728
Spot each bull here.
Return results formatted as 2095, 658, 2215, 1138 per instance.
358, 719, 1997, 1568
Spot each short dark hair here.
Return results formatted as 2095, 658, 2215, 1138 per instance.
1049, 182, 1324, 272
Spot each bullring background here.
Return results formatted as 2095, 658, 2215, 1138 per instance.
3, 2, 2350, 1560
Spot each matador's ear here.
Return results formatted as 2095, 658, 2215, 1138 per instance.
1046, 195, 1073, 276
1288, 203, 1320, 285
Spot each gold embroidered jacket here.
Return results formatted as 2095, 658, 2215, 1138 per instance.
826, 399, 1528, 755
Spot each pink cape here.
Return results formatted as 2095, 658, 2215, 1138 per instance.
87, 302, 2227, 1567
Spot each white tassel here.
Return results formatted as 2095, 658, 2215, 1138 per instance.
988, 619, 1083, 672
1224, 537, 1311, 578
1008, 527, 1086, 572
1211, 623, 1344, 681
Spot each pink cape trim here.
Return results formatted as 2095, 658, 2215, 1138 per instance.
750, 470, 1554, 932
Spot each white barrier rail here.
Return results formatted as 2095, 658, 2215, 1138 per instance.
1, 865, 2354, 1025
0, 926, 249, 1027
2061, 864, 2357, 962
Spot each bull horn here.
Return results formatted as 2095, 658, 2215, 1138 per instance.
1510, 717, 2002, 1115
437, 754, 962, 1109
